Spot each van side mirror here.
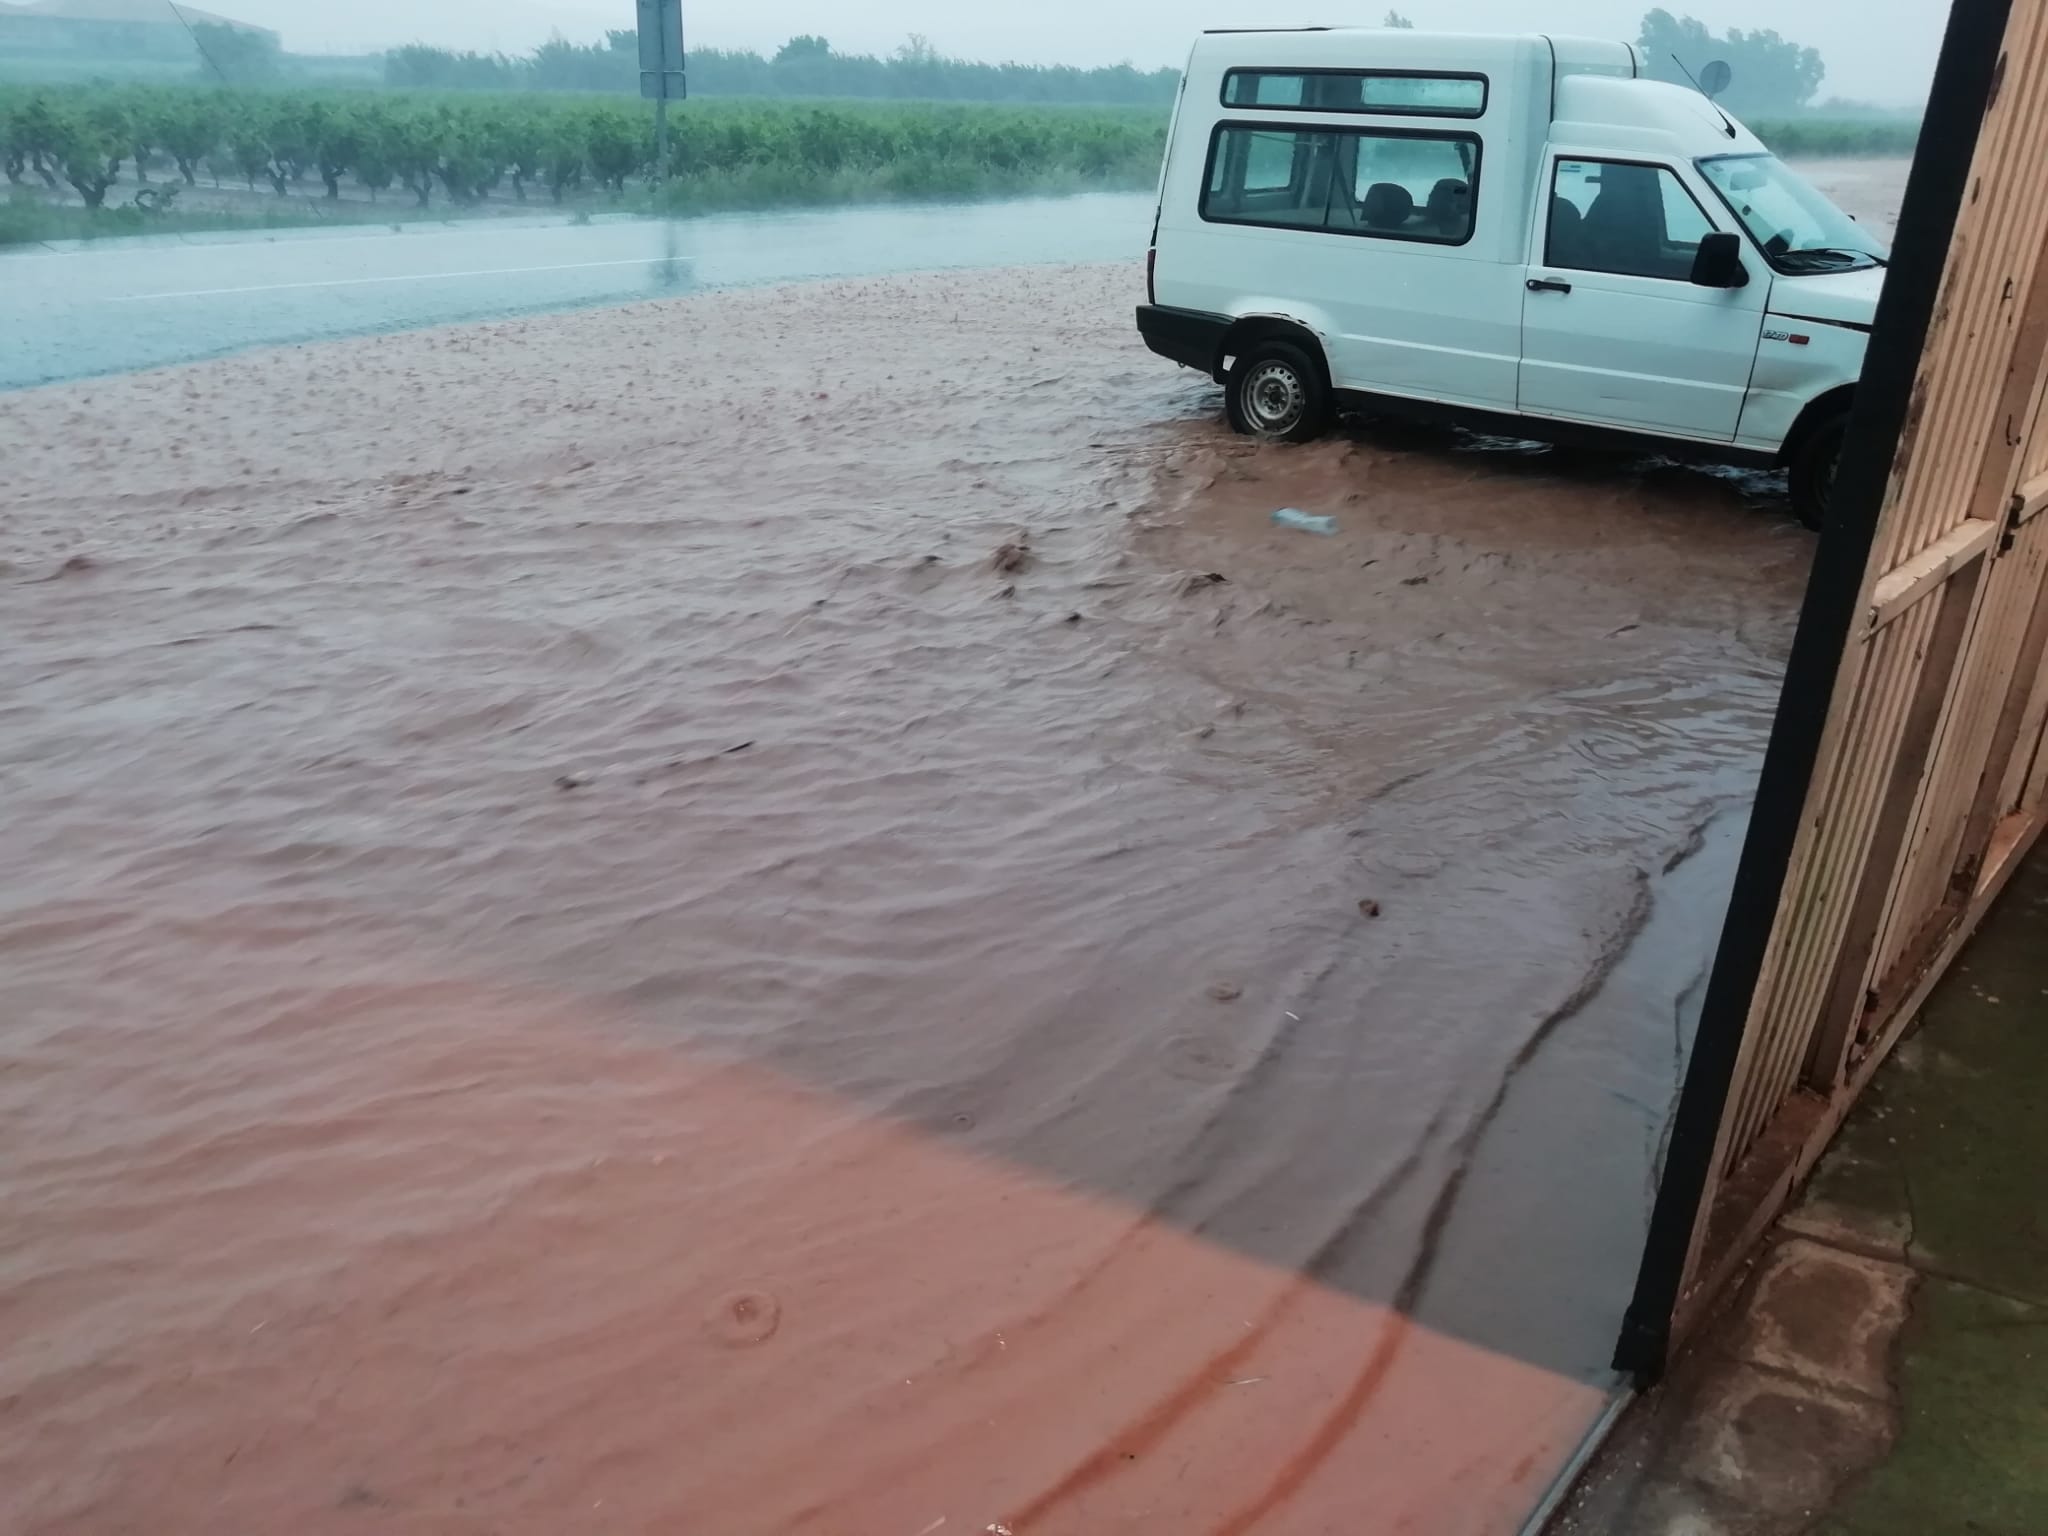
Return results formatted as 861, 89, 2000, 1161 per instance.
1692, 231, 1748, 289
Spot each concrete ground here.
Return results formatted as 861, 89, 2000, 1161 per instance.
1553, 841, 2048, 1536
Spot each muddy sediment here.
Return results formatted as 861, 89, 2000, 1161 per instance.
0, 212, 1844, 1531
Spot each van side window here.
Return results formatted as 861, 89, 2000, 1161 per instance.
1202, 125, 1480, 245
1547, 160, 1716, 282
1222, 69, 1487, 118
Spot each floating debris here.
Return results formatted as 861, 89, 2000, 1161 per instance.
1271, 508, 1337, 536
991, 540, 1033, 574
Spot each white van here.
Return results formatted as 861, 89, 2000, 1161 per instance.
1136, 29, 1888, 528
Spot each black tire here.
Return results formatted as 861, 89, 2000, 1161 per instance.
1788, 409, 1849, 532
1225, 340, 1332, 445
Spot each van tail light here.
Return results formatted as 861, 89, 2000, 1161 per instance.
1147, 247, 1158, 306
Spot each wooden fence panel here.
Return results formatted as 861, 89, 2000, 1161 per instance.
1871, 523, 2048, 985
1620, 0, 2048, 1379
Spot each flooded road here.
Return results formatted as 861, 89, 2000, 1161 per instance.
0, 261, 1815, 1534
0, 161, 1907, 1534
0, 191, 1155, 389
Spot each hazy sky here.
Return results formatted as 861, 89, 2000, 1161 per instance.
228, 0, 1949, 106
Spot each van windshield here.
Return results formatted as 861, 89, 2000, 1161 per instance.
1697, 155, 1889, 273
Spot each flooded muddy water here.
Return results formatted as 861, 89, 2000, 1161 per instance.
0, 174, 1888, 1531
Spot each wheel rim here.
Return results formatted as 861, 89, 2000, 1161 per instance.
1819, 434, 1841, 510
1241, 361, 1306, 436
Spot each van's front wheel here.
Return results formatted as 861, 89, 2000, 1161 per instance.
1226, 341, 1331, 444
1788, 409, 1849, 532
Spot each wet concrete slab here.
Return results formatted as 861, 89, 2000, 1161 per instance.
1549, 843, 2048, 1536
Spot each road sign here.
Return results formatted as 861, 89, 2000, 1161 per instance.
638, 0, 685, 101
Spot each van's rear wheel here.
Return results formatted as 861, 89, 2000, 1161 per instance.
1226, 341, 1331, 444
1788, 409, 1849, 532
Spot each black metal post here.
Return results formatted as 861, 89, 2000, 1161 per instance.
1613, 0, 2016, 1383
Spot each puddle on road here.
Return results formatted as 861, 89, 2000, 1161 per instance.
0, 258, 1814, 1532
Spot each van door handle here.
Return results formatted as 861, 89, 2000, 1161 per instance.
1527, 277, 1574, 294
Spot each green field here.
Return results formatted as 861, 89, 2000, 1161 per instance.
1746, 117, 1921, 157
0, 81, 1917, 248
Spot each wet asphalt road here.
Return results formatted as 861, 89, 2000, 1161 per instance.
0, 191, 1155, 391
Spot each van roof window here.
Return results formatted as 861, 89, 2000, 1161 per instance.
1222, 69, 1487, 119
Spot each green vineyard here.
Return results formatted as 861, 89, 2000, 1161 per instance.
0, 85, 1168, 239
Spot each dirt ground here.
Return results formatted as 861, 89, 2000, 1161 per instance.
0, 221, 1848, 1533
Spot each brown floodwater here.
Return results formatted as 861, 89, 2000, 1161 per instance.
0, 177, 1890, 1531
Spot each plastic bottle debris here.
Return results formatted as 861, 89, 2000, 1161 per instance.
1270, 508, 1338, 536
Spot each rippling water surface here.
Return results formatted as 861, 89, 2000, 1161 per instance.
1, 244, 1831, 1533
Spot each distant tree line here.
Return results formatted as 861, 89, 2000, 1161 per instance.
186, 21, 287, 86
124, 11, 1894, 123
377, 33, 1181, 106
1373, 9, 1850, 117
1636, 9, 1828, 115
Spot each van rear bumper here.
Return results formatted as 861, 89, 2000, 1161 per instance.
1136, 305, 1229, 378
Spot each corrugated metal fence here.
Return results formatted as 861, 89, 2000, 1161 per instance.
1617, 0, 2048, 1376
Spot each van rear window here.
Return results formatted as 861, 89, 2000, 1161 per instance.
1222, 69, 1487, 118
1201, 124, 1480, 245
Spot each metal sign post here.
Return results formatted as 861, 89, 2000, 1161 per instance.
637, 0, 686, 187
